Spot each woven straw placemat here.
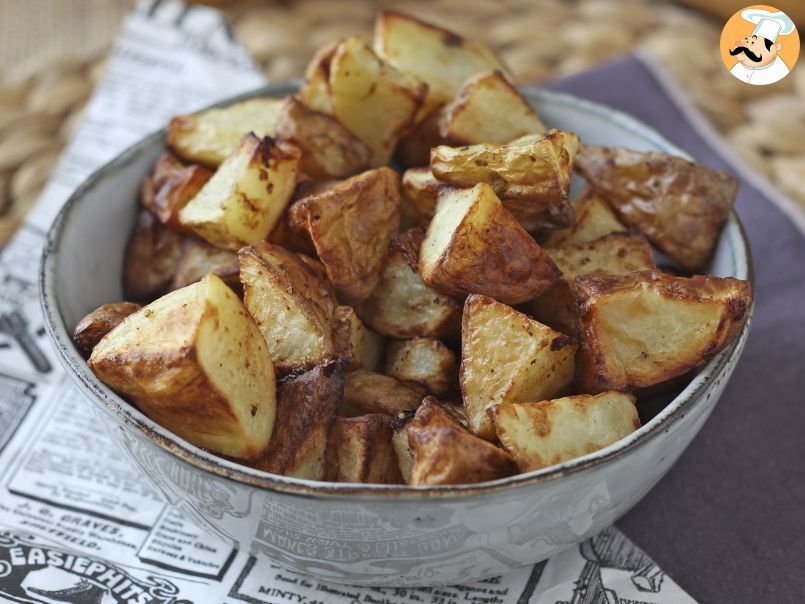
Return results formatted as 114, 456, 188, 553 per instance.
1, 0, 803, 244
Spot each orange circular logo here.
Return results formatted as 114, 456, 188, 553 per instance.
720, 5, 799, 85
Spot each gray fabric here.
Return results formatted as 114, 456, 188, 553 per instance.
543, 54, 805, 603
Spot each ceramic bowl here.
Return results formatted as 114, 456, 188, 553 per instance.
40, 82, 753, 587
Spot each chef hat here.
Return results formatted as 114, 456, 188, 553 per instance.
741, 9, 796, 43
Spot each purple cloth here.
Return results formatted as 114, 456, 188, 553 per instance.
544, 54, 805, 602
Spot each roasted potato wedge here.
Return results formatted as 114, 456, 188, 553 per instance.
89, 274, 276, 459
575, 146, 738, 271
385, 338, 457, 396
573, 270, 751, 393
326, 414, 403, 483
170, 238, 240, 293
525, 232, 656, 334
239, 242, 336, 374
544, 186, 627, 248
331, 306, 385, 371
123, 211, 185, 302
254, 360, 343, 480
461, 294, 577, 440
419, 184, 560, 304
178, 134, 301, 250
373, 10, 507, 116
299, 41, 338, 115
431, 130, 579, 234
395, 108, 446, 168
342, 369, 426, 416
390, 410, 417, 483
492, 392, 640, 472
439, 70, 545, 145
405, 397, 517, 485
289, 167, 401, 305
168, 98, 285, 167
401, 167, 444, 219
273, 96, 370, 179
140, 153, 212, 232
73, 302, 142, 357
359, 227, 462, 339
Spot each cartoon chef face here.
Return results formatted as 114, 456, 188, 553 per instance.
730, 34, 781, 68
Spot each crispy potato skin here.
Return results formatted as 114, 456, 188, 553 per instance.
170, 238, 240, 294
492, 392, 640, 472
140, 153, 212, 232
123, 211, 185, 302
274, 96, 370, 179
384, 338, 457, 396
326, 413, 403, 483
331, 306, 385, 371
289, 167, 401, 305
420, 184, 560, 304
573, 270, 752, 393
73, 302, 142, 357
406, 398, 517, 485
342, 369, 426, 416
253, 360, 344, 480
575, 145, 738, 271
544, 186, 626, 248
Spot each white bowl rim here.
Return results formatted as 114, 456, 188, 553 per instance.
39, 82, 754, 501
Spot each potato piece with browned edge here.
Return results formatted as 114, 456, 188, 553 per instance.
342, 369, 426, 416
289, 167, 401, 305
326, 414, 403, 483
140, 153, 212, 233
402, 167, 443, 219
239, 242, 335, 374
525, 232, 656, 334
544, 186, 626, 248
439, 70, 545, 145
573, 270, 751, 393
419, 184, 560, 304
406, 397, 517, 485
274, 96, 370, 180
299, 41, 338, 115
89, 274, 276, 460
395, 109, 446, 168
73, 302, 142, 357
574, 145, 738, 271
385, 338, 457, 396
331, 306, 385, 371
170, 238, 240, 294
360, 227, 461, 339
253, 360, 344, 480
492, 392, 640, 472
431, 130, 579, 234
461, 294, 577, 441
168, 98, 285, 167
124, 211, 185, 302
390, 409, 417, 483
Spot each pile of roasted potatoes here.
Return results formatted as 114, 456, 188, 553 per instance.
74, 11, 752, 486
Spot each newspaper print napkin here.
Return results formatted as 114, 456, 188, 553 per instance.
0, 1, 696, 601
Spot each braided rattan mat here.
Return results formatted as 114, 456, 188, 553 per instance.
1, 0, 804, 244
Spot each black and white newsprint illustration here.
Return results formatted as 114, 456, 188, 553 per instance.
0, 1, 697, 602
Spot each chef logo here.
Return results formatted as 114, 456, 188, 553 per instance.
720, 5, 799, 85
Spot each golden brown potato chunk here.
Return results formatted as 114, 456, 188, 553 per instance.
390, 410, 416, 483
574, 145, 738, 271
395, 108, 446, 168
544, 186, 627, 248
342, 369, 426, 416
326, 414, 403, 483
89, 274, 276, 460
331, 306, 385, 371
253, 360, 344, 480
401, 167, 444, 219
289, 167, 401, 305
168, 98, 285, 167
384, 338, 457, 396
179, 134, 301, 251
140, 153, 212, 233
461, 294, 577, 440
273, 96, 370, 180
239, 242, 336, 374
170, 238, 240, 293
431, 130, 579, 234
419, 184, 560, 304
526, 232, 656, 334
123, 211, 185, 302
439, 70, 545, 145
573, 270, 751, 393
359, 227, 462, 339
492, 392, 640, 472
406, 398, 517, 485
73, 302, 142, 357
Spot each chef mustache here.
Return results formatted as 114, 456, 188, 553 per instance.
729, 46, 763, 62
